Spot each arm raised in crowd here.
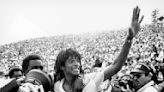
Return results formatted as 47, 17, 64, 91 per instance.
103, 6, 144, 81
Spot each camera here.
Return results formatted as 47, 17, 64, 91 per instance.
19, 83, 41, 92
118, 79, 133, 89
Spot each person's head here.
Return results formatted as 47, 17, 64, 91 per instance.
22, 54, 43, 75
93, 58, 102, 68
55, 48, 82, 81
130, 63, 152, 91
9, 67, 23, 79
83, 67, 91, 74
119, 74, 131, 84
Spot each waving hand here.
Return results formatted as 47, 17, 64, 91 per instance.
128, 6, 144, 40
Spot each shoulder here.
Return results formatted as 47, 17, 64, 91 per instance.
83, 71, 104, 89
83, 72, 97, 85
54, 79, 64, 92
54, 80, 61, 87
144, 86, 158, 92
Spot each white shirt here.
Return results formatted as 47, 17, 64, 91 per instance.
54, 71, 104, 92
137, 81, 158, 92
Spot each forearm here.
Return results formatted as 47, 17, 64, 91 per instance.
104, 35, 132, 80
104, 5, 143, 81
113, 37, 132, 67
1, 78, 19, 92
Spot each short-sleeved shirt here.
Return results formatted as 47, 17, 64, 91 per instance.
54, 71, 104, 92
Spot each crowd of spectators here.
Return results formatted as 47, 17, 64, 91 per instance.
0, 25, 163, 72
0, 24, 164, 91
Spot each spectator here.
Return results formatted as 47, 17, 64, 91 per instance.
130, 63, 158, 92
8, 66, 23, 79
22, 54, 43, 75
19, 54, 55, 92
15, 54, 45, 92
83, 67, 91, 74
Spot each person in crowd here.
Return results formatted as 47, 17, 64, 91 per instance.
19, 54, 54, 92
53, 6, 144, 92
0, 54, 45, 92
8, 66, 23, 79
83, 67, 91, 74
130, 63, 159, 92
22, 54, 43, 75
0, 66, 23, 92
92, 57, 103, 72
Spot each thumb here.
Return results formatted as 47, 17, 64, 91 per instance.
39, 85, 44, 92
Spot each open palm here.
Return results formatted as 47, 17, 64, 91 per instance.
128, 6, 144, 39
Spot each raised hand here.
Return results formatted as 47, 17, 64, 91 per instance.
128, 6, 144, 40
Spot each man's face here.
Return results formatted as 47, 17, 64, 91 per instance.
62, 56, 80, 76
12, 71, 23, 79
26, 60, 43, 74
131, 72, 149, 90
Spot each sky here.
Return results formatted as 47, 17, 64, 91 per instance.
0, 0, 164, 45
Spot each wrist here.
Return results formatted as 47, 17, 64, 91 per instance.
125, 39, 132, 43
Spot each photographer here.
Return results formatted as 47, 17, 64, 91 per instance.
18, 69, 52, 92
18, 55, 53, 92
0, 54, 50, 92
130, 63, 158, 92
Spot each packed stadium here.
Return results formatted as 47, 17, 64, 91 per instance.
0, 0, 164, 92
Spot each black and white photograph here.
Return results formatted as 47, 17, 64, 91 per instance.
0, 0, 164, 92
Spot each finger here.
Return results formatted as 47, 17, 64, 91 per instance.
136, 6, 138, 14
139, 15, 144, 24
135, 6, 138, 17
132, 8, 135, 22
39, 85, 44, 92
133, 6, 138, 21
137, 8, 140, 21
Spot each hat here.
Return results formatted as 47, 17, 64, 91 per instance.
131, 63, 150, 74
